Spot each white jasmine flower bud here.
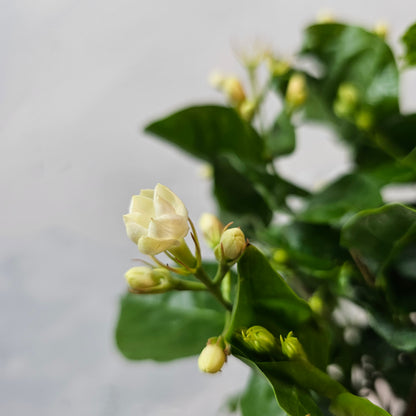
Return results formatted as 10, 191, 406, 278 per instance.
125, 266, 171, 291
286, 73, 307, 108
199, 213, 223, 249
217, 227, 246, 263
198, 343, 226, 373
123, 184, 189, 256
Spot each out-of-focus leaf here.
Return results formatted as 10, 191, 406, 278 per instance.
341, 203, 416, 277
213, 156, 273, 229
145, 105, 265, 163
401, 22, 416, 67
266, 111, 296, 158
330, 392, 391, 416
261, 222, 348, 271
300, 174, 383, 225
239, 371, 286, 416
115, 291, 224, 361
302, 24, 399, 118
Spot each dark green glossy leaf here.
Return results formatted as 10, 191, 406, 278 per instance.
266, 111, 296, 158
239, 371, 286, 416
300, 174, 383, 225
341, 203, 416, 277
145, 105, 265, 163
115, 291, 224, 361
401, 22, 416, 67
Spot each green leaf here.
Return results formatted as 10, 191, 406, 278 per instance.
330, 392, 391, 416
300, 174, 383, 225
228, 245, 329, 368
213, 156, 273, 229
341, 203, 416, 277
401, 22, 416, 67
115, 291, 224, 361
261, 221, 348, 272
302, 23, 399, 118
265, 111, 296, 158
144, 105, 265, 163
239, 371, 286, 416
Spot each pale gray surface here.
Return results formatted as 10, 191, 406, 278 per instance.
1, 1, 416, 415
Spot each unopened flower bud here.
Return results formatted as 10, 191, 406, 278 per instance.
125, 266, 170, 292
242, 325, 276, 353
239, 100, 256, 121
199, 213, 223, 249
273, 249, 289, 264
216, 227, 246, 263
198, 343, 226, 373
286, 73, 307, 108
267, 57, 290, 77
334, 83, 359, 118
317, 9, 335, 24
209, 70, 226, 89
373, 20, 389, 39
280, 331, 307, 361
355, 109, 373, 131
222, 77, 246, 106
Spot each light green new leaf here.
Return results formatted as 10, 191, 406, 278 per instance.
116, 291, 224, 361
144, 105, 265, 164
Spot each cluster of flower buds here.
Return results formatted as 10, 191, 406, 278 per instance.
209, 71, 246, 108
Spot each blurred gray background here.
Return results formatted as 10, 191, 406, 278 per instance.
1, 1, 416, 415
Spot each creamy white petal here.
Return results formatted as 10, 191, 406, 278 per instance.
129, 194, 155, 215
154, 194, 176, 216
148, 215, 189, 240
155, 183, 188, 217
123, 214, 148, 243
138, 236, 181, 255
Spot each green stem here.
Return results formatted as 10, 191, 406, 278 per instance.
194, 267, 232, 311
213, 263, 230, 286
171, 278, 207, 291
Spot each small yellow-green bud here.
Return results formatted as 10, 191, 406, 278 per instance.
216, 227, 246, 263
209, 70, 226, 89
222, 77, 246, 106
308, 293, 324, 315
286, 73, 307, 108
198, 343, 226, 373
267, 57, 290, 77
273, 249, 289, 264
316, 9, 335, 24
199, 213, 223, 249
334, 83, 359, 118
355, 109, 373, 131
280, 331, 307, 361
373, 20, 389, 39
125, 266, 170, 291
242, 325, 276, 353
239, 99, 256, 121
